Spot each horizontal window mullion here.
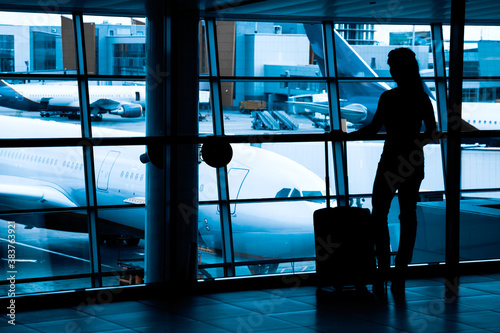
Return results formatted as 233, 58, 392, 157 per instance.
2, 131, 470, 147
0, 204, 145, 216
0, 273, 92, 286
86, 75, 146, 81
0, 74, 81, 81
0, 206, 90, 216
200, 196, 331, 206
461, 130, 500, 139
0, 137, 152, 148
460, 187, 500, 193
213, 76, 329, 82
199, 189, 449, 206
198, 257, 316, 270
0, 269, 142, 287
462, 76, 500, 81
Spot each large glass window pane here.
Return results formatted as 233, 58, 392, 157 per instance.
445, 26, 500, 78
88, 80, 146, 136
0, 12, 76, 74
334, 25, 436, 131
198, 150, 224, 279
460, 80, 500, 132
443, 25, 500, 132
334, 24, 431, 78
347, 141, 384, 195
231, 201, 325, 270
347, 140, 446, 265
0, 147, 87, 212
83, 16, 146, 76
348, 194, 446, 265
0, 79, 83, 138
337, 82, 387, 132
94, 145, 145, 207
459, 192, 500, 262
199, 80, 213, 135
97, 207, 145, 287
221, 81, 329, 135
0, 211, 91, 295
217, 21, 322, 78
460, 140, 500, 261
198, 203, 225, 279
218, 143, 326, 201
346, 141, 446, 195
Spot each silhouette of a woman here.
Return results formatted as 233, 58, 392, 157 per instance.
352, 48, 437, 294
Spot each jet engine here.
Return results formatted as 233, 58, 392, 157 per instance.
110, 103, 143, 118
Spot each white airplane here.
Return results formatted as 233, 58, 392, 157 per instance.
0, 80, 145, 120
0, 115, 325, 274
462, 102, 500, 130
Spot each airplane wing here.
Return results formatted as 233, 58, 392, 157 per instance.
123, 197, 145, 205
90, 99, 143, 117
0, 176, 78, 209
288, 101, 328, 114
90, 98, 122, 111
287, 101, 367, 124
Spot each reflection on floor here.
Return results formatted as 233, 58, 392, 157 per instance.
3, 273, 500, 332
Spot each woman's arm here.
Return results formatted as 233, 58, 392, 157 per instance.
348, 92, 387, 139
422, 94, 437, 137
417, 94, 438, 144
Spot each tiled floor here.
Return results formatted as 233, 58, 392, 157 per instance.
3, 274, 500, 332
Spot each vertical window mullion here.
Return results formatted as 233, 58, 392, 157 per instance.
431, 23, 449, 185
205, 18, 235, 277
446, 0, 466, 292
323, 21, 349, 207
73, 12, 101, 288
206, 19, 224, 136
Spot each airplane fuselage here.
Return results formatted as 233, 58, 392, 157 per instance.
0, 116, 325, 262
0, 81, 145, 118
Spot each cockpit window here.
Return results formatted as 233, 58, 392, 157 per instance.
275, 188, 292, 198
290, 188, 301, 197
303, 190, 325, 203
302, 191, 322, 197
276, 188, 324, 202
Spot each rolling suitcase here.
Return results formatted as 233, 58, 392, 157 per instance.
313, 206, 377, 293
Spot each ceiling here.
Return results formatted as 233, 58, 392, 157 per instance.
1, 0, 500, 24
201, 0, 500, 24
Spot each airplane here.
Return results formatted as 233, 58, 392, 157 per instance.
462, 102, 500, 130
0, 80, 212, 123
0, 115, 326, 275
0, 79, 145, 120
294, 24, 500, 138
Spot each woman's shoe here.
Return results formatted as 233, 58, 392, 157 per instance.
373, 280, 386, 298
390, 278, 405, 296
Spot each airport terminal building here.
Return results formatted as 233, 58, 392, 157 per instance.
1, 1, 500, 332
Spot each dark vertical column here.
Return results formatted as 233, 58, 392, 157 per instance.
446, 0, 466, 294
145, 0, 168, 285
145, 0, 199, 288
